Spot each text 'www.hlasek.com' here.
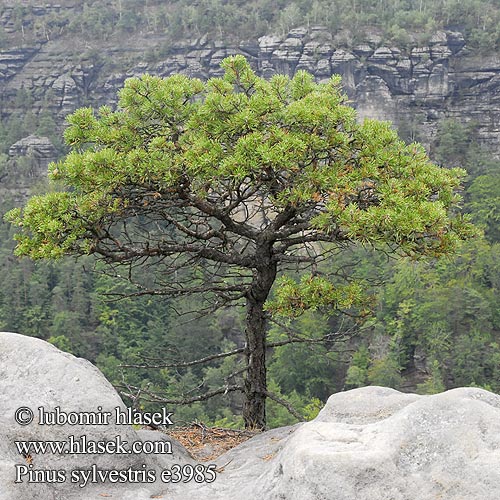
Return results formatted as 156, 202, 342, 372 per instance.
13, 406, 217, 488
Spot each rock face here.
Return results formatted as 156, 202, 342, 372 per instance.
8, 135, 57, 169
1, 332, 500, 499
1, 24, 499, 204
0, 135, 57, 203
0, 25, 499, 158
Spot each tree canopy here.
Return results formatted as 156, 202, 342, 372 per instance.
3, 0, 500, 53
6, 55, 475, 428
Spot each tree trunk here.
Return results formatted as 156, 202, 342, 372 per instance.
243, 259, 276, 430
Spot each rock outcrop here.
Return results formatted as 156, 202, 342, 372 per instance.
0, 135, 57, 203
186, 386, 500, 500
8, 135, 57, 167
0, 21, 499, 204
0, 331, 192, 500
0, 25, 499, 157
2, 332, 500, 499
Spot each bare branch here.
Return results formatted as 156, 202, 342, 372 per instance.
93, 238, 256, 268
265, 391, 303, 421
104, 283, 248, 299
119, 383, 243, 405
120, 345, 246, 369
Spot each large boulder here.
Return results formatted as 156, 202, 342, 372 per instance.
0, 332, 192, 500
182, 387, 500, 499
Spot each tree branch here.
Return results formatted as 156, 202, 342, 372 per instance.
119, 383, 243, 405
120, 345, 247, 369
265, 390, 303, 421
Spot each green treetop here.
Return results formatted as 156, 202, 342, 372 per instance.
7, 55, 474, 429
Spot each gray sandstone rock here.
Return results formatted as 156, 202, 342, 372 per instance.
1, 135, 57, 202
0, 332, 190, 500
180, 386, 500, 500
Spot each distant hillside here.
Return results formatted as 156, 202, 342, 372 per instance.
1, 0, 499, 52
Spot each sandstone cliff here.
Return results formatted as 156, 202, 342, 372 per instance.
0, 5, 499, 158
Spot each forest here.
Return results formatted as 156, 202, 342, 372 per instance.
0, 0, 499, 52
0, 1, 499, 429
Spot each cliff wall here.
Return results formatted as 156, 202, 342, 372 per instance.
0, 7, 499, 177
